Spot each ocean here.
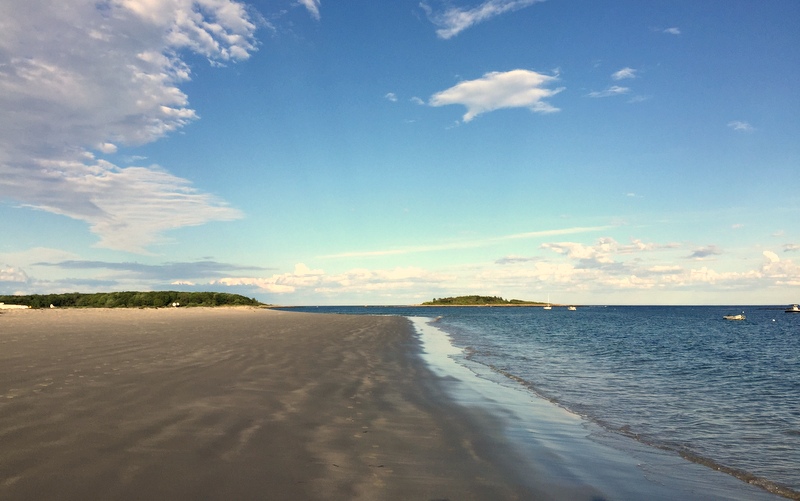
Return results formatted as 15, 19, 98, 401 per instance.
284, 305, 799, 499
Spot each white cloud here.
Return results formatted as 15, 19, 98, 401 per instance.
385, 92, 398, 102
411, 96, 425, 105
421, 0, 544, 39
429, 69, 564, 122
0, 0, 258, 252
216, 264, 454, 298
0, 265, 29, 284
761, 251, 800, 286
215, 263, 325, 293
728, 120, 754, 132
298, 0, 321, 20
663, 27, 681, 35
627, 95, 651, 104
612, 67, 637, 80
587, 85, 630, 98
321, 225, 612, 259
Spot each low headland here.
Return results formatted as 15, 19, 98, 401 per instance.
420, 295, 549, 306
0, 291, 262, 309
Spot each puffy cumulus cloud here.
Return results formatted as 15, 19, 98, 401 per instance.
761, 251, 800, 286
612, 67, 637, 80
182, 247, 800, 302
421, 0, 544, 39
0, 0, 258, 252
214, 264, 454, 297
214, 263, 325, 293
1, 265, 29, 284
482, 239, 800, 300
540, 237, 670, 267
429, 69, 563, 122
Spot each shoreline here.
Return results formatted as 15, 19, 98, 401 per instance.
0, 307, 786, 500
412, 316, 788, 500
0, 307, 535, 500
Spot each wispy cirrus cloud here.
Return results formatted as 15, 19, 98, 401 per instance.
421, 0, 544, 39
320, 225, 613, 259
0, 0, 259, 252
587, 85, 630, 98
728, 120, 754, 132
429, 69, 564, 122
298, 0, 321, 20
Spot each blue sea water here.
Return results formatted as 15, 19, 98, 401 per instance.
284, 305, 800, 498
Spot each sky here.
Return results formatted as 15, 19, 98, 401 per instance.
1, 0, 799, 305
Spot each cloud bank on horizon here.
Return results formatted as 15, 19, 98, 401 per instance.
1, 0, 798, 305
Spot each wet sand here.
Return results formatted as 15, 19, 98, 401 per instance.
0, 307, 536, 500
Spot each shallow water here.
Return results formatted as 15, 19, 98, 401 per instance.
285, 305, 800, 498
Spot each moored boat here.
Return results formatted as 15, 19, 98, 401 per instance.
723, 313, 746, 321
785, 304, 800, 313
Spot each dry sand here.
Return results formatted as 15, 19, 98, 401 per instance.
0, 307, 535, 500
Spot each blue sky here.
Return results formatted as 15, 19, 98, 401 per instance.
1, 0, 798, 305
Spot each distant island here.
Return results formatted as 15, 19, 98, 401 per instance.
0, 291, 262, 309
420, 295, 547, 306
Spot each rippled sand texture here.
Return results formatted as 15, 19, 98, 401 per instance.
0, 308, 533, 500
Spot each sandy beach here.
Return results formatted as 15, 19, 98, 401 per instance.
0, 307, 536, 500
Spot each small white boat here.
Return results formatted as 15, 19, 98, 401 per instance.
567, 306, 577, 311
543, 295, 552, 310
785, 304, 800, 313
723, 313, 746, 321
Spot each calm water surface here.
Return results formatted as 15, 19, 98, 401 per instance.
285, 305, 800, 497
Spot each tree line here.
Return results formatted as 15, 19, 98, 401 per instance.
421, 295, 543, 306
0, 291, 262, 309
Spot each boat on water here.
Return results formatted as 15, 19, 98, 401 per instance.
543, 295, 552, 310
723, 313, 746, 321
567, 305, 577, 311
785, 304, 800, 313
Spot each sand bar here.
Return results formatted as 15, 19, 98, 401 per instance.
0, 307, 537, 500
